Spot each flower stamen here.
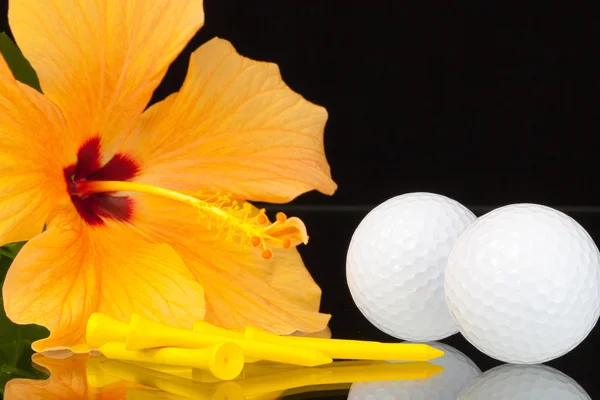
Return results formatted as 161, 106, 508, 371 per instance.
75, 180, 308, 259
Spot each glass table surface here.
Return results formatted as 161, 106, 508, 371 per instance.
1, 208, 598, 399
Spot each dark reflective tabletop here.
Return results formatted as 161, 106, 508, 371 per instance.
1, 209, 598, 399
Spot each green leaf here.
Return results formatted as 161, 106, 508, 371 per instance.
0, 242, 25, 284
0, 242, 25, 261
0, 339, 48, 395
0, 32, 41, 92
0, 257, 11, 283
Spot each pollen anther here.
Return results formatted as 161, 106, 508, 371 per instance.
261, 249, 273, 260
276, 212, 287, 223
257, 210, 268, 224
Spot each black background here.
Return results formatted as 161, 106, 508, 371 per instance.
170, 1, 600, 208
1, 1, 599, 398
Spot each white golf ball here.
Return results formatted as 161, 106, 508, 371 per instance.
346, 192, 476, 341
458, 364, 590, 399
445, 203, 600, 364
348, 342, 482, 400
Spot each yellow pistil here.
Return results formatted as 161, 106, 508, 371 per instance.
76, 180, 306, 259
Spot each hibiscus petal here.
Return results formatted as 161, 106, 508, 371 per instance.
9, 0, 205, 158
264, 216, 309, 248
0, 55, 73, 245
123, 38, 337, 203
132, 195, 330, 335
2, 209, 205, 352
246, 246, 323, 314
291, 326, 332, 339
198, 260, 330, 334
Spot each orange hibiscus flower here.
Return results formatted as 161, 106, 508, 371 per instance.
0, 0, 336, 352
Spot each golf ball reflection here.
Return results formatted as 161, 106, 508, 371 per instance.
458, 364, 590, 400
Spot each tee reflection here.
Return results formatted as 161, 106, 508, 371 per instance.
3, 352, 441, 399
3, 343, 590, 399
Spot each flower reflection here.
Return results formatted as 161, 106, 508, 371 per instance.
3, 353, 134, 399
3, 353, 443, 399
458, 364, 590, 400
348, 342, 481, 400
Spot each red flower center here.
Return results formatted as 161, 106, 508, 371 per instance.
64, 136, 139, 225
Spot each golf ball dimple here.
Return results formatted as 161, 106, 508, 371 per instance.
346, 192, 476, 341
348, 342, 481, 400
458, 364, 590, 400
445, 203, 600, 364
